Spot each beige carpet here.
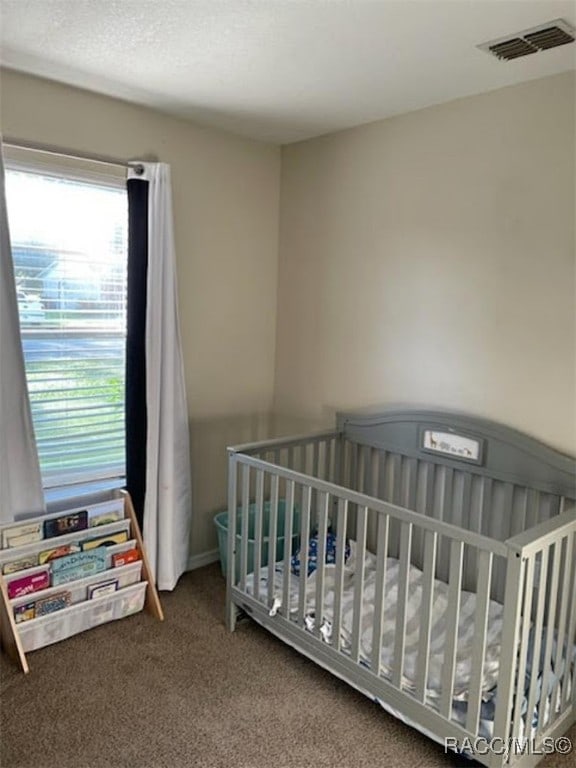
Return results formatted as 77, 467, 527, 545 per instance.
1, 564, 574, 768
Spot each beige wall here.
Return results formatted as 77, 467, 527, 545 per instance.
275, 72, 576, 455
0, 69, 281, 557
2, 68, 574, 564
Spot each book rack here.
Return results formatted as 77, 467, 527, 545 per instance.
0, 490, 163, 673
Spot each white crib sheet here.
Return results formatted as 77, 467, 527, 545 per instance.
245, 541, 503, 703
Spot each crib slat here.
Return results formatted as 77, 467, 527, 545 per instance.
538, 540, 562, 731
253, 470, 265, 601
325, 439, 333, 483
550, 531, 574, 724
465, 549, 494, 734
563, 530, 576, 708
526, 546, 549, 731
405, 457, 418, 510
298, 485, 312, 627
452, 472, 471, 531
267, 474, 279, 607
312, 441, 320, 479
391, 454, 402, 505
415, 530, 437, 702
480, 477, 493, 536
351, 505, 368, 663
362, 445, 371, 494
512, 555, 535, 738
282, 480, 296, 617
239, 464, 250, 591
442, 467, 454, 523
314, 492, 329, 640
525, 488, 540, 530
298, 444, 306, 474
332, 498, 348, 652
392, 521, 413, 689
371, 510, 389, 675
511, 486, 528, 537
370, 447, 380, 497
440, 539, 464, 718
377, 451, 387, 499
334, 436, 343, 488
423, 462, 435, 519
500, 483, 515, 541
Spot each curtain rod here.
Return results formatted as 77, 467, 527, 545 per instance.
2, 137, 145, 175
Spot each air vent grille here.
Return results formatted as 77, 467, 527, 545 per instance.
479, 19, 575, 61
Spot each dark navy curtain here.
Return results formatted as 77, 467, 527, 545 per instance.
125, 178, 149, 527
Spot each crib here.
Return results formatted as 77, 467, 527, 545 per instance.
225, 409, 576, 767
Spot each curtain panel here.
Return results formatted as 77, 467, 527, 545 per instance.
126, 163, 192, 591
0, 140, 45, 521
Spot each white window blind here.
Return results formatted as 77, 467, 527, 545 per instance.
5, 158, 128, 490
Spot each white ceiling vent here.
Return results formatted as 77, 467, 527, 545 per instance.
479, 19, 575, 61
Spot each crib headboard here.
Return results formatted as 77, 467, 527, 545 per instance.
337, 408, 575, 599
337, 407, 575, 499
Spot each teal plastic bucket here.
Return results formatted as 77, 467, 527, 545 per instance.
214, 500, 300, 581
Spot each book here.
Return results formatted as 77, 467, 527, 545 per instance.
82, 531, 128, 551
88, 508, 124, 528
112, 548, 140, 568
88, 579, 119, 599
38, 543, 81, 565
2, 521, 43, 549
43, 510, 88, 539
3, 554, 39, 575
7, 569, 50, 599
51, 549, 107, 586
35, 591, 71, 617
14, 601, 36, 624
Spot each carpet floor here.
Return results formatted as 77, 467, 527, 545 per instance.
1, 564, 574, 768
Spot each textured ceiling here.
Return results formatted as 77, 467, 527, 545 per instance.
1, 0, 575, 144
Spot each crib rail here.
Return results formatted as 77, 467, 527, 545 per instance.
226, 432, 575, 768
499, 505, 576, 755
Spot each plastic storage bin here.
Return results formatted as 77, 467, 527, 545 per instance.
214, 500, 300, 580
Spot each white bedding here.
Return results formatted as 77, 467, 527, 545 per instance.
245, 541, 504, 704
244, 544, 574, 743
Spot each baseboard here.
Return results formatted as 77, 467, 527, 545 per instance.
187, 548, 220, 571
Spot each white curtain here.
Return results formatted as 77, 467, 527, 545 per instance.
129, 163, 192, 590
0, 141, 45, 521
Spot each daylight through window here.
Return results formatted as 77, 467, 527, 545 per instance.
5, 164, 128, 489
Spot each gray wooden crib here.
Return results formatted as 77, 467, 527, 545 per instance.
225, 409, 576, 767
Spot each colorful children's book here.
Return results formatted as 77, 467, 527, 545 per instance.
14, 601, 36, 624
34, 591, 71, 617
2, 521, 43, 549
43, 510, 88, 539
112, 548, 140, 568
88, 579, 119, 599
7, 569, 50, 599
3, 554, 39, 575
38, 543, 81, 565
51, 549, 107, 586
88, 508, 124, 528
82, 531, 128, 551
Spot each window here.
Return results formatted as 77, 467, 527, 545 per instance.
5, 153, 128, 491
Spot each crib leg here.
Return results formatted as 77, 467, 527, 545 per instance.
226, 598, 239, 632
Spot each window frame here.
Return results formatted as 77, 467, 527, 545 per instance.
4, 147, 129, 501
